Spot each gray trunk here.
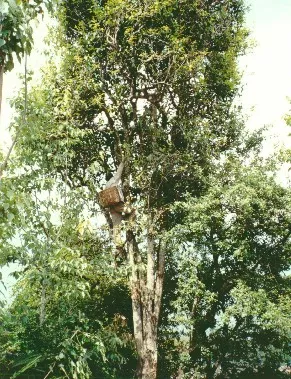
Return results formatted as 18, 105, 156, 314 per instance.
128, 219, 165, 379
106, 164, 166, 379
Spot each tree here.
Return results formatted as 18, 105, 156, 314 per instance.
3, 0, 291, 376
0, 0, 51, 109
0, 0, 55, 180
10, 1, 250, 377
164, 157, 291, 378
0, 180, 136, 378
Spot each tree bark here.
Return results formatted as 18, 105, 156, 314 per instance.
127, 217, 165, 379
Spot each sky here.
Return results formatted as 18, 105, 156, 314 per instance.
0, 0, 291, 299
240, 0, 291, 154
0, 16, 49, 146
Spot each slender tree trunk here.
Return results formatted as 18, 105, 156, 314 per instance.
40, 281, 46, 326
0, 53, 27, 178
127, 217, 165, 379
0, 19, 3, 120
0, 64, 3, 122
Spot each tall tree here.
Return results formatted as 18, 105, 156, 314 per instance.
164, 157, 291, 378
10, 0, 250, 377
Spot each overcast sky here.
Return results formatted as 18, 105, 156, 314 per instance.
241, 0, 291, 152
0, 0, 291, 298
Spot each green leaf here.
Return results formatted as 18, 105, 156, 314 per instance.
5, 58, 14, 71
12, 355, 42, 378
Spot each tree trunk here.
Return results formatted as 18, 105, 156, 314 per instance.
127, 219, 165, 379
140, 336, 158, 379
0, 19, 3, 120
105, 163, 166, 379
0, 64, 3, 121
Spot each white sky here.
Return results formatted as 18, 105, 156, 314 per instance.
241, 0, 291, 153
0, 1, 291, 298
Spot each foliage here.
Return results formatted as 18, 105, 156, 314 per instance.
161, 158, 291, 378
1, 0, 291, 378
7, 3, 251, 375
0, 186, 136, 378
13, 0, 249, 197
0, 0, 54, 70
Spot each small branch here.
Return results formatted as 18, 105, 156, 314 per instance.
154, 239, 165, 322
44, 362, 56, 379
40, 281, 46, 326
128, 229, 144, 353
0, 64, 3, 122
0, 137, 17, 179
0, 54, 28, 179
101, 106, 123, 161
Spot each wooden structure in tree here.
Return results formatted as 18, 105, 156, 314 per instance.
99, 185, 124, 208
